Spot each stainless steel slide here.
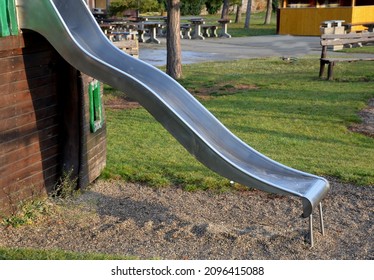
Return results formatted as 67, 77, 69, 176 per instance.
16, 0, 329, 219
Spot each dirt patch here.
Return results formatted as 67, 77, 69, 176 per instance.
349, 98, 374, 138
104, 95, 141, 110
190, 84, 259, 100
0, 178, 372, 260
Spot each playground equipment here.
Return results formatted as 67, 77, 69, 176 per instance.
15, 0, 329, 246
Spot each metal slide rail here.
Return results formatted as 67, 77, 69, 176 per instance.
16, 0, 329, 246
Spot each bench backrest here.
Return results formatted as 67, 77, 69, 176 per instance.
320, 32, 374, 46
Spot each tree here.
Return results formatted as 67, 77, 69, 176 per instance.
109, 0, 161, 16
221, 0, 242, 21
264, 0, 272, 25
221, 0, 230, 19
244, 0, 252, 29
205, 0, 222, 15
234, 0, 243, 23
166, 0, 182, 79
180, 0, 204, 15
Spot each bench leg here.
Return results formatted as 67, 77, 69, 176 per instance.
138, 30, 145, 43
186, 29, 192, 39
202, 27, 210, 37
319, 61, 326, 78
145, 27, 160, 44
181, 28, 191, 39
192, 24, 204, 40
219, 23, 231, 38
210, 26, 218, 37
327, 62, 335, 80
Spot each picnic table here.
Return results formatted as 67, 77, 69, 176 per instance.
218, 19, 232, 38
100, 23, 137, 41
141, 22, 162, 44
189, 18, 205, 40
99, 23, 113, 33
99, 23, 114, 40
343, 22, 374, 33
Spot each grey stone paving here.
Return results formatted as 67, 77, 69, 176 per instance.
139, 35, 322, 65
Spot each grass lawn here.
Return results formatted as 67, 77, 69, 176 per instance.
203, 11, 277, 37
228, 12, 277, 37
102, 56, 374, 190
340, 45, 374, 54
0, 247, 134, 260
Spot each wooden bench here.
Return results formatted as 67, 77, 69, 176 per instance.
319, 32, 374, 80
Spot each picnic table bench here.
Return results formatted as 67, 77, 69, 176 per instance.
319, 32, 374, 80
180, 22, 218, 39
201, 24, 218, 38
110, 31, 137, 41
180, 18, 230, 39
180, 24, 192, 39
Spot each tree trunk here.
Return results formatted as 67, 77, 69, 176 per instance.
264, 0, 272, 25
244, 0, 252, 29
235, 2, 242, 24
221, 0, 230, 19
166, 0, 182, 79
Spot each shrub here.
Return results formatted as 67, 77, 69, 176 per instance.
180, 0, 204, 16
205, 0, 222, 15
109, 0, 161, 16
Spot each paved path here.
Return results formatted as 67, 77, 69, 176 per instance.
139, 35, 322, 66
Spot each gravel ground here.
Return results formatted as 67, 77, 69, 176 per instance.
0, 177, 372, 260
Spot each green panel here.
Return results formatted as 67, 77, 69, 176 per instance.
7, 0, 18, 35
88, 82, 95, 132
88, 80, 104, 133
0, 0, 18, 37
0, 0, 10, 36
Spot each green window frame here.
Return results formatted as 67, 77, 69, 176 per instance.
88, 80, 104, 133
0, 0, 18, 37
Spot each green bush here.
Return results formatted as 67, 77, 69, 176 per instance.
205, 0, 222, 14
180, 0, 204, 16
109, 0, 161, 16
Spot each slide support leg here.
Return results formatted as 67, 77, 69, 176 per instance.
309, 202, 325, 248
319, 202, 325, 236
309, 214, 314, 248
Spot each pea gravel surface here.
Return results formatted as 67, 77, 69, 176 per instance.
0, 177, 372, 260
